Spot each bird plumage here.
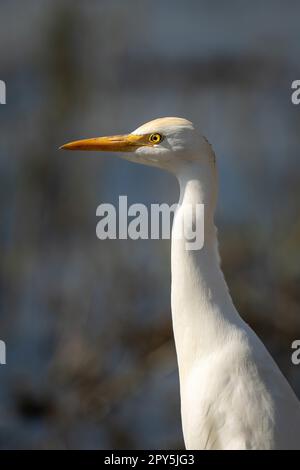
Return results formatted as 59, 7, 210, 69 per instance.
61, 117, 300, 449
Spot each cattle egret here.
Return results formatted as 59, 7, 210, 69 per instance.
61, 117, 300, 449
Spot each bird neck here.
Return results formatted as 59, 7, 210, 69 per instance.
171, 161, 241, 380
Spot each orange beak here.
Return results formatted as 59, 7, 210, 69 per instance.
60, 134, 148, 152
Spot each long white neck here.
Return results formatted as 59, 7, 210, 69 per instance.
171, 161, 242, 383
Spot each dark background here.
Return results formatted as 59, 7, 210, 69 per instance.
0, 0, 300, 449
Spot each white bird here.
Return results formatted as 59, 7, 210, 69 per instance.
61, 117, 300, 450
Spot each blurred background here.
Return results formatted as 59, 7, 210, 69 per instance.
0, 0, 300, 449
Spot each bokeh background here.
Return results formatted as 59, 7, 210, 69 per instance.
1, 0, 300, 449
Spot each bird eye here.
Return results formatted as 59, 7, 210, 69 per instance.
149, 133, 163, 144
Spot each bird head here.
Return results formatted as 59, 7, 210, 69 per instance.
60, 117, 214, 174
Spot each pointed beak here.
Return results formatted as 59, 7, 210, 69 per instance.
60, 134, 148, 152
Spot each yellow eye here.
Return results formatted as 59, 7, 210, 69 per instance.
149, 133, 163, 144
